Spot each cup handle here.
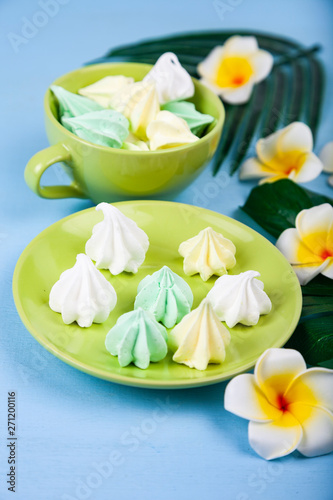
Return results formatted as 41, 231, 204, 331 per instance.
24, 143, 86, 199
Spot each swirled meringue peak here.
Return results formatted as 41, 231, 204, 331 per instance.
179, 227, 236, 281
85, 203, 149, 275
105, 308, 168, 369
207, 270, 272, 327
50, 85, 103, 120
78, 75, 134, 108
109, 81, 159, 140
143, 52, 195, 104
62, 110, 129, 148
147, 110, 199, 151
134, 266, 193, 328
162, 101, 215, 137
49, 253, 117, 328
170, 298, 230, 370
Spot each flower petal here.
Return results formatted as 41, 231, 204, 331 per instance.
320, 141, 333, 174
278, 122, 313, 154
239, 158, 275, 180
250, 50, 274, 82
199, 78, 227, 96
296, 204, 333, 252
292, 152, 323, 183
276, 228, 321, 265
220, 81, 254, 104
224, 373, 282, 422
248, 413, 303, 460
290, 403, 333, 457
224, 35, 258, 55
256, 122, 313, 167
286, 368, 333, 411
197, 46, 225, 81
322, 258, 333, 278
259, 174, 289, 184
255, 348, 306, 406
292, 260, 330, 285
256, 129, 282, 165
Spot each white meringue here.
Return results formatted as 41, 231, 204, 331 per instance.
179, 227, 236, 281
170, 298, 230, 370
143, 52, 195, 104
85, 203, 149, 275
146, 110, 199, 151
49, 253, 117, 328
78, 75, 134, 107
109, 81, 159, 140
207, 270, 272, 327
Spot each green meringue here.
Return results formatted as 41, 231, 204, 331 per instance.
134, 266, 193, 328
62, 110, 129, 148
105, 308, 168, 369
50, 85, 104, 120
161, 100, 215, 137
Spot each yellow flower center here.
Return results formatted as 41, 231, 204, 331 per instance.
298, 230, 333, 264
215, 56, 253, 88
266, 151, 307, 175
258, 375, 319, 427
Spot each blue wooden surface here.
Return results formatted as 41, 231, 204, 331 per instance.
0, 0, 332, 498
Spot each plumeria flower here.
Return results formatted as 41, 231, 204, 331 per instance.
225, 348, 333, 460
276, 204, 333, 285
319, 141, 333, 187
197, 36, 273, 104
239, 122, 323, 184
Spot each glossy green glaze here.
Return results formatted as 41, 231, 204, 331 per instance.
24, 63, 225, 202
13, 201, 302, 389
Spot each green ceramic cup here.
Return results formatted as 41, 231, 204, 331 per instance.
25, 63, 225, 203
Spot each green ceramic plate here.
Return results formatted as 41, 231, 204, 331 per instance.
13, 201, 302, 389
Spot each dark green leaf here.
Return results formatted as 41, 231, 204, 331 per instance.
285, 315, 333, 365
259, 68, 288, 138
240, 179, 333, 238
273, 44, 321, 67
304, 57, 325, 144
100, 30, 303, 61
301, 295, 333, 316
212, 103, 248, 176
284, 61, 306, 124
301, 274, 333, 297
229, 80, 268, 175
242, 180, 333, 365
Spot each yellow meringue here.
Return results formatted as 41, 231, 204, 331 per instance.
179, 227, 236, 281
170, 298, 230, 370
146, 110, 199, 151
122, 132, 149, 151
78, 75, 134, 107
109, 81, 160, 140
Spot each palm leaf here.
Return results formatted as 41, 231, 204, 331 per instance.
88, 31, 324, 175
259, 67, 288, 138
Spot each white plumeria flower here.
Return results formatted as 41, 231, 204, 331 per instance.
225, 348, 333, 460
197, 36, 273, 104
240, 122, 323, 184
276, 204, 333, 285
319, 141, 333, 187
